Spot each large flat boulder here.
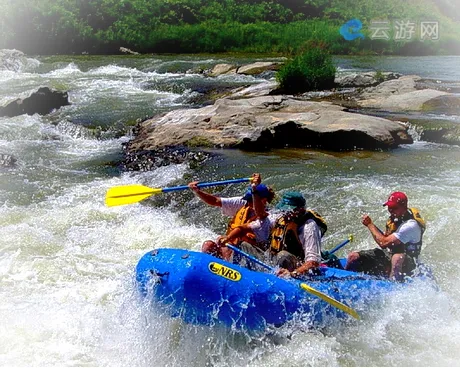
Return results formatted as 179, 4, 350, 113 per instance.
126, 96, 412, 153
357, 75, 449, 111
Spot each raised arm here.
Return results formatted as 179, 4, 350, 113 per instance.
188, 173, 262, 208
188, 181, 222, 207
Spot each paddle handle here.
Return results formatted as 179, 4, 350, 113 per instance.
226, 244, 273, 272
328, 235, 353, 255
161, 177, 251, 193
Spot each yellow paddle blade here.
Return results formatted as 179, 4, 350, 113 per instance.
105, 184, 162, 207
300, 283, 360, 320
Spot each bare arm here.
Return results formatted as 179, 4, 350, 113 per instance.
362, 214, 402, 248
218, 225, 251, 245
188, 181, 222, 207
187, 173, 261, 208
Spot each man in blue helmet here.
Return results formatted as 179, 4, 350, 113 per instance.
188, 173, 275, 261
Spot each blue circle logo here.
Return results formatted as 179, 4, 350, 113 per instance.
340, 19, 365, 41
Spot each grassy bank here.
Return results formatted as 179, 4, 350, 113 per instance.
1, 0, 459, 55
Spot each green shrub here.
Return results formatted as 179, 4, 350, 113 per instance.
375, 70, 385, 83
276, 48, 336, 94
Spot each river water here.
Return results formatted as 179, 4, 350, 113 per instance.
1, 54, 460, 366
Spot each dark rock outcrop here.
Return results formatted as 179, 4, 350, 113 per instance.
412, 120, 460, 146
0, 87, 70, 117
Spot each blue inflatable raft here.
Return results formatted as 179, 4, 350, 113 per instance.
136, 248, 435, 332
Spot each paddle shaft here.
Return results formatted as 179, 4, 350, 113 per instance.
328, 236, 353, 255
162, 178, 250, 193
226, 244, 273, 271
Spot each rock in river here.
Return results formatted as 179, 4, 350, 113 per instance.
125, 96, 412, 153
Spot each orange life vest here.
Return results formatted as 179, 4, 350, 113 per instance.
226, 204, 257, 245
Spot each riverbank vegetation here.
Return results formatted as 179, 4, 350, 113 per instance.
276, 46, 336, 93
1, 0, 459, 55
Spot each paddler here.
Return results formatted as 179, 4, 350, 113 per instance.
188, 173, 275, 262
345, 191, 426, 281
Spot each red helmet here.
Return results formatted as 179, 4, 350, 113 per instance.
383, 192, 408, 207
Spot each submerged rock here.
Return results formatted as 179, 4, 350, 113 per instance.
0, 87, 70, 117
125, 96, 412, 154
120, 145, 211, 172
0, 154, 17, 168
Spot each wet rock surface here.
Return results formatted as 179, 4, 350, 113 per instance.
0, 154, 17, 168
125, 96, 412, 154
120, 145, 212, 172
334, 71, 401, 88
355, 75, 449, 111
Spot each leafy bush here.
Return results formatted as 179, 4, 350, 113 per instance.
276, 47, 336, 94
375, 70, 385, 83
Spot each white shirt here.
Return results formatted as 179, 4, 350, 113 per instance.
247, 213, 278, 244
298, 219, 322, 263
393, 219, 422, 244
220, 197, 247, 217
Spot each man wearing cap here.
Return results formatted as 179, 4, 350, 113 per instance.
188, 173, 275, 261
269, 192, 328, 278
345, 191, 426, 281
